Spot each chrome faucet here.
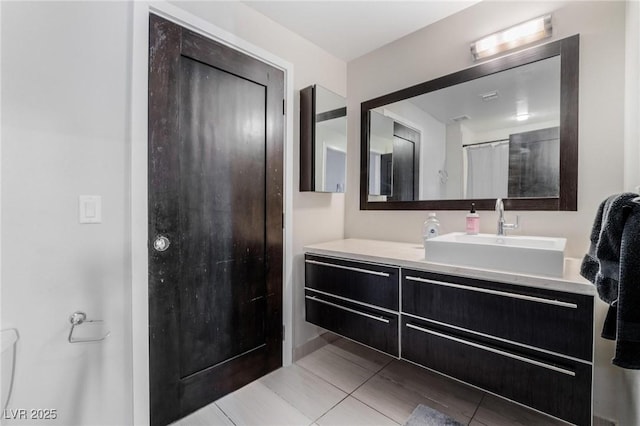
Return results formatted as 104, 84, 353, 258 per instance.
495, 198, 519, 236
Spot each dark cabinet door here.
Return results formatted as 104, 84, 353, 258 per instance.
389, 137, 415, 201
508, 127, 560, 198
148, 14, 284, 426
402, 316, 592, 426
402, 269, 594, 361
305, 254, 399, 310
306, 290, 399, 356
380, 153, 392, 196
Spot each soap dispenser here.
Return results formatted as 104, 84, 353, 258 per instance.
466, 203, 480, 235
422, 212, 441, 247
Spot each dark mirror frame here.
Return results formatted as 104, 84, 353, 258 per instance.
360, 35, 579, 211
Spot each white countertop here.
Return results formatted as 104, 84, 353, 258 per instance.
304, 238, 595, 296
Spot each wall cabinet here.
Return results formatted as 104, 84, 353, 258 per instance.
304, 253, 594, 425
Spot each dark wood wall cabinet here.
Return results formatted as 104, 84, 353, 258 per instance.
300, 85, 347, 193
304, 253, 594, 425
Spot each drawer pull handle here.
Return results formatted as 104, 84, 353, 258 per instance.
405, 276, 578, 309
305, 287, 398, 315
406, 323, 576, 377
306, 259, 390, 277
305, 295, 391, 324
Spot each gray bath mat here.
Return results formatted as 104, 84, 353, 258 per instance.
403, 404, 465, 426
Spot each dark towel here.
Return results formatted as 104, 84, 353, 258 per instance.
613, 201, 640, 369
580, 193, 638, 303
581, 193, 640, 369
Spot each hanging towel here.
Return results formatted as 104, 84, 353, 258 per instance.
613, 201, 640, 369
580, 193, 638, 303
581, 193, 640, 369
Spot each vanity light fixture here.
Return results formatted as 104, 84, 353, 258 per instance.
470, 15, 552, 61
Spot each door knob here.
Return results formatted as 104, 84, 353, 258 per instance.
153, 235, 170, 252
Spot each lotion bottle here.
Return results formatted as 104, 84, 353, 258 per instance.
422, 213, 440, 247
466, 203, 480, 235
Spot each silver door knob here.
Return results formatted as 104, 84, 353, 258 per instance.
153, 235, 170, 252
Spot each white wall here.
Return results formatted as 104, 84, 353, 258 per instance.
346, 1, 626, 421
2, 1, 346, 425
624, 0, 640, 195
443, 122, 467, 199
1, 2, 133, 425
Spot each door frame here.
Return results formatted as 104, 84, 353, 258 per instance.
131, 2, 295, 425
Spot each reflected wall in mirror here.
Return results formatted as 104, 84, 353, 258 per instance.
300, 85, 347, 193
361, 35, 578, 211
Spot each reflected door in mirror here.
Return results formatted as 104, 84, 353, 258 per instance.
368, 112, 419, 201
508, 127, 559, 197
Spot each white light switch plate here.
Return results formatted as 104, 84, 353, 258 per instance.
79, 195, 102, 224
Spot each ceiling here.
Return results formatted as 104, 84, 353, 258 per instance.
243, 1, 480, 61
409, 55, 561, 134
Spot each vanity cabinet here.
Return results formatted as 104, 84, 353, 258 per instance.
401, 269, 593, 426
304, 254, 400, 356
402, 269, 593, 361
304, 241, 595, 426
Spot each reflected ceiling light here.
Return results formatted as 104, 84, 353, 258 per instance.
480, 91, 499, 102
470, 15, 552, 61
516, 113, 530, 122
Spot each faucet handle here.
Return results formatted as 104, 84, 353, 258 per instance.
504, 215, 520, 230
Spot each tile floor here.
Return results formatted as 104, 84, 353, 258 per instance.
173, 338, 601, 426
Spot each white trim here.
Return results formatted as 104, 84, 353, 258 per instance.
131, 3, 294, 425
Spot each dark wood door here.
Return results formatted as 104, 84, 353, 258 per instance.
380, 153, 393, 196
148, 14, 284, 426
388, 122, 419, 202
389, 138, 415, 201
508, 126, 560, 198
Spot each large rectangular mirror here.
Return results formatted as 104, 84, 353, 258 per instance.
300, 85, 347, 193
361, 35, 578, 211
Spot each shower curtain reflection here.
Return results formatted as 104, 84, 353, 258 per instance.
465, 140, 509, 199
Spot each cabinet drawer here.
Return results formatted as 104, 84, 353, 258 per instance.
402, 269, 593, 361
305, 289, 399, 356
305, 254, 399, 310
402, 316, 591, 426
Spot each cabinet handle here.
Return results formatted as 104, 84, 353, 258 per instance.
306, 259, 390, 277
305, 295, 391, 324
406, 323, 576, 377
405, 276, 578, 309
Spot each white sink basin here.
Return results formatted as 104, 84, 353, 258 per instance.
424, 232, 566, 277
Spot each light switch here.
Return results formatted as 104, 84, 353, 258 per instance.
79, 195, 102, 224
